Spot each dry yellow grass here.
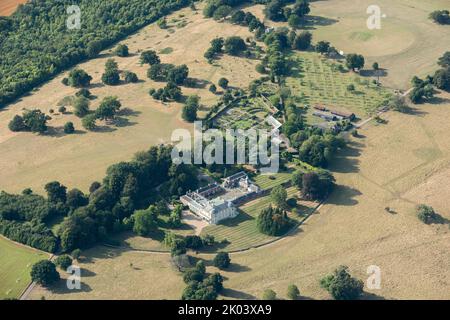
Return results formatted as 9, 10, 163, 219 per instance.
0, 0, 26, 16
205, 92, 450, 300
247, 0, 450, 90
26, 93, 450, 300
8, 1, 450, 300
0, 5, 259, 194
27, 246, 184, 300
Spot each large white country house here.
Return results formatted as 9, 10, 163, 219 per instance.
180, 172, 261, 224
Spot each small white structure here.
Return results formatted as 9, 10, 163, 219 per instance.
180, 172, 260, 225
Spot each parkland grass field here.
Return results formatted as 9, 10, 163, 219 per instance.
248, 0, 450, 90
0, 237, 49, 299
0, 0, 26, 16
2, 0, 450, 301
0, 5, 259, 195
215, 92, 450, 300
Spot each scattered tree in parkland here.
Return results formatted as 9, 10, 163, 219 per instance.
429, 10, 450, 25
115, 44, 129, 57
123, 71, 139, 83
299, 170, 335, 201
9, 109, 49, 134
293, 31, 312, 51
287, 284, 300, 300
64, 122, 75, 134
31, 260, 60, 287
73, 96, 90, 118
320, 266, 364, 300
55, 255, 73, 270
71, 249, 82, 261
102, 59, 121, 85
224, 36, 247, 56
388, 95, 410, 113
315, 41, 331, 55
68, 69, 92, 88
271, 185, 288, 210
346, 54, 365, 71
140, 50, 161, 65
218, 77, 229, 89
213, 252, 231, 270
182, 95, 200, 122
209, 84, 217, 93
257, 206, 291, 236
416, 204, 438, 224
82, 114, 97, 131
96, 96, 122, 121
262, 288, 277, 300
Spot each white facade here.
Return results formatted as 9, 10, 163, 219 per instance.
181, 172, 260, 225
180, 194, 238, 225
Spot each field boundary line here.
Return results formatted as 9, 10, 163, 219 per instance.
100, 198, 325, 256
19, 254, 55, 300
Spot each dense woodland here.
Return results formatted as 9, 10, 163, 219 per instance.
0, 0, 193, 108
0, 145, 199, 253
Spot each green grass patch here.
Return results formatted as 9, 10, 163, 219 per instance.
0, 237, 49, 299
201, 187, 314, 252
253, 172, 293, 190
159, 47, 174, 55
349, 31, 374, 42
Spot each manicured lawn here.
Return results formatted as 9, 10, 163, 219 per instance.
201, 186, 316, 252
253, 172, 293, 190
0, 237, 49, 299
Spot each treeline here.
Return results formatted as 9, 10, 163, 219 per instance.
409, 52, 450, 104
0, 0, 193, 108
0, 145, 199, 253
0, 192, 65, 252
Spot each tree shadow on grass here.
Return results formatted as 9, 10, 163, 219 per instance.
114, 117, 138, 128
326, 185, 362, 207
200, 240, 231, 253
89, 82, 106, 89
329, 144, 362, 174
361, 292, 386, 300
285, 226, 304, 237
43, 126, 66, 138
50, 279, 92, 295
427, 95, 450, 105
226, 263, 252, 273
185, 78, 211, 89
217, 211, 254, 228
80, 268, 96, 278
401, 105, 428, 117
44, 126, 87, 138
92, 125, 117, 133
117, 107, 141, 117
221, 288, 257, 300
360, 69, 388, 78
430, 212, 450, 225
300, 15, 339, 30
